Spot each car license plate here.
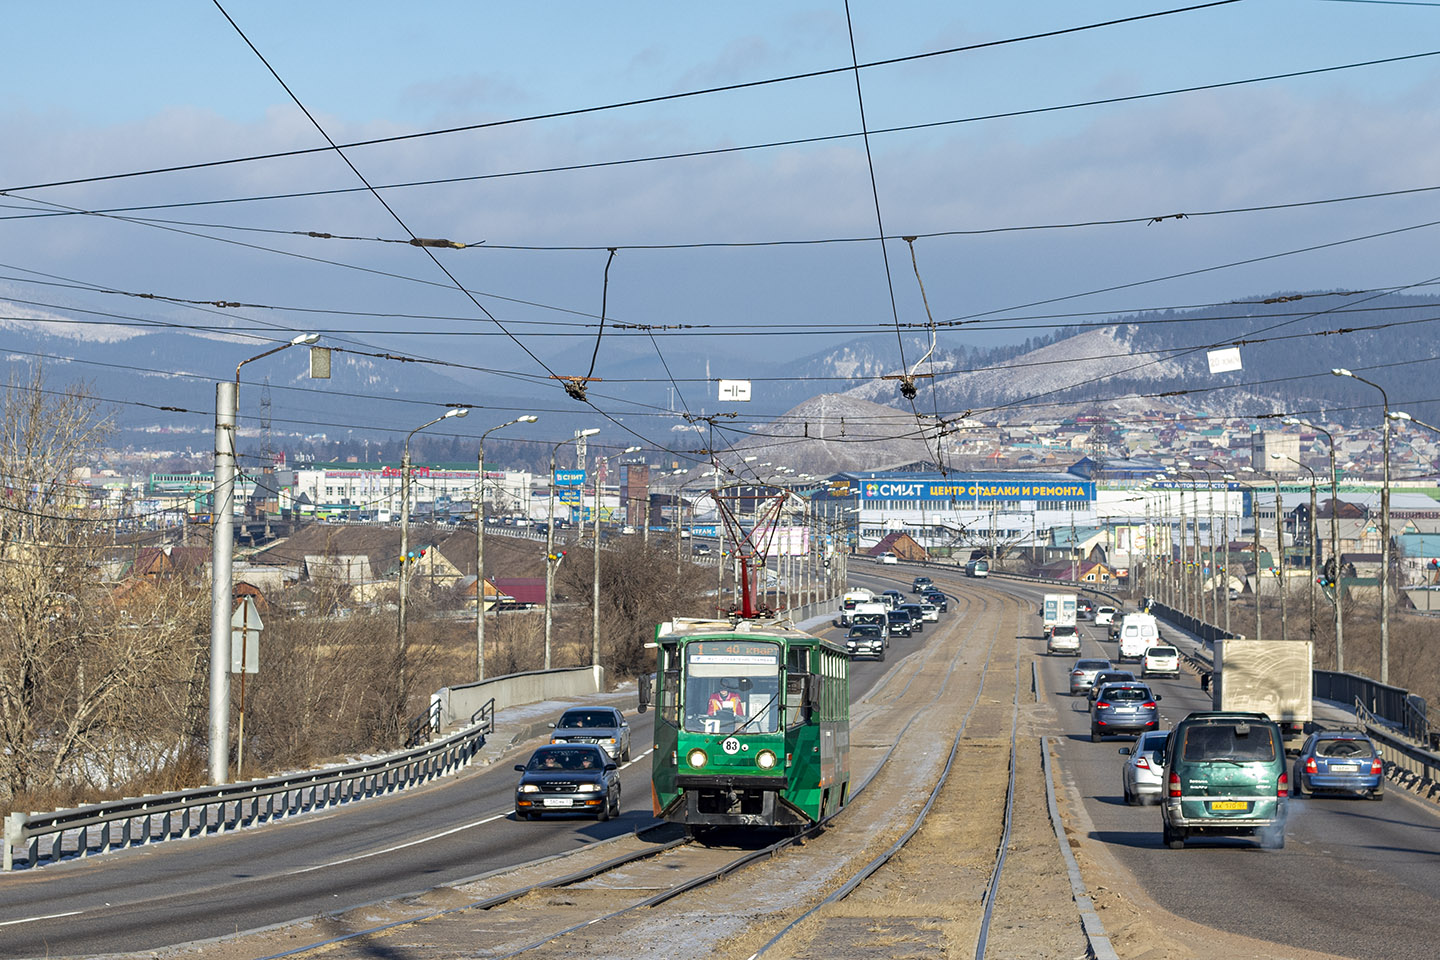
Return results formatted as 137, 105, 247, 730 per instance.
1330, 763, 1358, 772
1115, 707, 1135, 713
543, 798, 573, 807
1210, 800, 1247, 810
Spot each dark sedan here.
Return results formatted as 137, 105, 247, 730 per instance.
514, 744, 621, 821
898, 603, 926, 632
921, 589, 948, 612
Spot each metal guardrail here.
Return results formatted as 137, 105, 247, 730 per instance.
1352, 698, 1440, 785
3, 700, 495, 872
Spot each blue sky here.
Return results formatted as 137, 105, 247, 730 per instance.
4, 1, 1440, 443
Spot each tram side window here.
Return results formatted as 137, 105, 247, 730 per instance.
661, 669, 681, 726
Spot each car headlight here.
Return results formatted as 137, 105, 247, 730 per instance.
688, 748, 708, 768
519, 784, 540, 793
577, 782, 601, 793
601, 737, 616, 745
756, 750, 778, 770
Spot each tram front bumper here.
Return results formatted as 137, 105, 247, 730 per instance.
673, 773, 803, 826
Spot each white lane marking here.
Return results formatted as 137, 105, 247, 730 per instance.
287, 747, 655, 875
0, 910, 83, 927
286, 814, 510, 874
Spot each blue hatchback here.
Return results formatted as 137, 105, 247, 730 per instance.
1292, 731, 1384, 800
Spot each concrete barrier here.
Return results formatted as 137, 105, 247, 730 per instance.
439, 665, 603, 730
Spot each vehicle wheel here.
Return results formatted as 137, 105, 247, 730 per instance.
608, 790, 621, 818
1163, 823, 1185, 849
1090, 728, 1102, 743
596, 797, 611, 822
621, 745, 631, 762
1124, 784, 1136, 806
1369, 788, 1384, 801
1293, 776, 1309, 799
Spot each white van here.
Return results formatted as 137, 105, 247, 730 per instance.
1116, 613, 1161, 662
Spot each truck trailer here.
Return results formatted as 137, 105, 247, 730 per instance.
1212, 638, 1313, 751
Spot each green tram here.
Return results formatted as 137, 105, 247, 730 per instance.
649, 617, 851, 830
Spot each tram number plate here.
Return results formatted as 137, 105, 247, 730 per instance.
1209, 800, 1247, 810
543, 798, 573, 807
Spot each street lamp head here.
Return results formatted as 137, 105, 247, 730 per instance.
624, 445, 642, 452
1332, 368, 1353, 378
576, 427, 600, 438
1281, 416, 1300, 426
518, 415, 539, 423
1388, 411, 1412, 422
291, 332, 321, 345
1240, 466, 1255, 474
444, 407, 470, 419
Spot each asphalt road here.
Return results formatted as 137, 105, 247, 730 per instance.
995, 576, 1440, 960
0, 599, 927, 958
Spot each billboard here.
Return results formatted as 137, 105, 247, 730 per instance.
554, 469, 584, 486
860, 478, 1095, 503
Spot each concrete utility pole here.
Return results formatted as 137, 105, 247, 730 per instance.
210, 333, 321, 785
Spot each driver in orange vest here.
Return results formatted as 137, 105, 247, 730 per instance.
707, 682, 745, 717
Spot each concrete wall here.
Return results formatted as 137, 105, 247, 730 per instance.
439, 665, 603, 730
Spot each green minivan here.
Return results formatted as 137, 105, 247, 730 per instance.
1161, 711, 1289, 850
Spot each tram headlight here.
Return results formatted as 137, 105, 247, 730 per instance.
687, 748, 708, 769
756, 750, 778, 770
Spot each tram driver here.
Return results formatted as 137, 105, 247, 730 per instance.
707, 680, 746, 718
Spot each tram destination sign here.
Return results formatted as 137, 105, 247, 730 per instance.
860, 478, 1096, 503
689, 640, 779, 665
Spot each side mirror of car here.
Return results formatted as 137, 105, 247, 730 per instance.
1118, 747, 1131, 755
604, 762, 618, 771
548, 722, 556, 729
1153, 694, 1162, 701
514, 764, 526, 772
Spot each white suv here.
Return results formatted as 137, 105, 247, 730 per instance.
1094, 606, 1117, 625
1141, 645, 1180, 678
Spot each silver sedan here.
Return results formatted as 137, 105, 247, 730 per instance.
1119, 730, 1170, 805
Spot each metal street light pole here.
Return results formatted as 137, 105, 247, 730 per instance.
1222, 473, 1236, 635
1270, 471, 1287, 644
545, 429, 600, 670
1332, 368, 1391, 682
476, 415, 538, 682
399, 407, 468, 736
210, 333, 319, 784
1191, 459, 1222, 627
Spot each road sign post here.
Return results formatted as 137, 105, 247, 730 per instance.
230, 597, 264, 780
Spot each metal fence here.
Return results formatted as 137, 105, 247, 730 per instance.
4, 701, 494, 872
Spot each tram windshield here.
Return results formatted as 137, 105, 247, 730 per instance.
684, 639, 782, 734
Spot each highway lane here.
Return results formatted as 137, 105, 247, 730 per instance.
0, 606, 932, 957
987, 577, 1440, 960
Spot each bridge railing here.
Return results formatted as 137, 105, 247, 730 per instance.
3, 702, 494, 872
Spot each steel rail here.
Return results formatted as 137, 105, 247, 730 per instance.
746, 588, 1019, 958
254, 586, 999, 960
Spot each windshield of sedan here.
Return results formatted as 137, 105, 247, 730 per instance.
557, 710, 616, 729
528, 749, 605, 771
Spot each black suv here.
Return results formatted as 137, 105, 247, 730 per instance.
921, 589, 948, 612
887, 609, 915, 637
911, 575, 934, 593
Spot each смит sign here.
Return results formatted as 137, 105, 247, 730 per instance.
860, 479, 1096, 503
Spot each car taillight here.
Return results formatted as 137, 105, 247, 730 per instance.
1169, 772, 1181, 797
1277, 772, 1289, 797
1136, 757, 1151, 770
1142, 701, 1156, 709
1305, 757, 1318, 774
1370, 757, 1383, 775
1096, 701, 1111, 709
1071, 670, 1084, 676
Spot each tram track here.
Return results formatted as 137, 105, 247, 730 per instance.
191, 581, 1054, 960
